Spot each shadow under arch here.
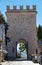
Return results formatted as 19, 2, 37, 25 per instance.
16, 38, 28, 60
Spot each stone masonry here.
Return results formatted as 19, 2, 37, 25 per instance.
6, 5, 38, 59
0, 14, 5, 61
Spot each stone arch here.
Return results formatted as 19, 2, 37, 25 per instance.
16, 38, 28, 60
17, 38, 28, 44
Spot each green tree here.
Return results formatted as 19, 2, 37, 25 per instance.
19, 43, 27, 52
37, 25, 42, 41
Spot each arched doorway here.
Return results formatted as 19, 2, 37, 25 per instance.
16, 39, 28, 60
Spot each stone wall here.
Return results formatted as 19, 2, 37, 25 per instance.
0, 24, 5, 61
6, 5, 38, 58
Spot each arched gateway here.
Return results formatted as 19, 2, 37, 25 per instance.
6, 5, 38, 60
16, 39, 28, 60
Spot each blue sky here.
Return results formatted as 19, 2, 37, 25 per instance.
0, 0, 42, 26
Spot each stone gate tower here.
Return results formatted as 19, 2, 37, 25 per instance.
6, 5, 38, 59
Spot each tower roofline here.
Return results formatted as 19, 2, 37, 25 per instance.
6, 5, 37, 13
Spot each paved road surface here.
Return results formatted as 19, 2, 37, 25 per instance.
1, 61, 40, 65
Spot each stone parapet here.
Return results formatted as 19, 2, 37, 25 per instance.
6, 5, 36, 13
13, 6, 17, 10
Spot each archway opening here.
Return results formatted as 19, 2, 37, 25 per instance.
16, 39, 28, 60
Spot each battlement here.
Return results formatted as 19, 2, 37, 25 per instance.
6, 5, 36, 13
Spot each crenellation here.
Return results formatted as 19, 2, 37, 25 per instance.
26, 5, 30, 10
32, 5, 36, 10
20, 5, 23, 10
6, 5, 36, 12
7, 6, 10, 11
13, 6, 17, 10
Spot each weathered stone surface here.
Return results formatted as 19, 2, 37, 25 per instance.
6, 6, 38, 58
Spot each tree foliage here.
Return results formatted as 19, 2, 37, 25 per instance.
19, 43, 27, 52
37, 25, 42, 41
